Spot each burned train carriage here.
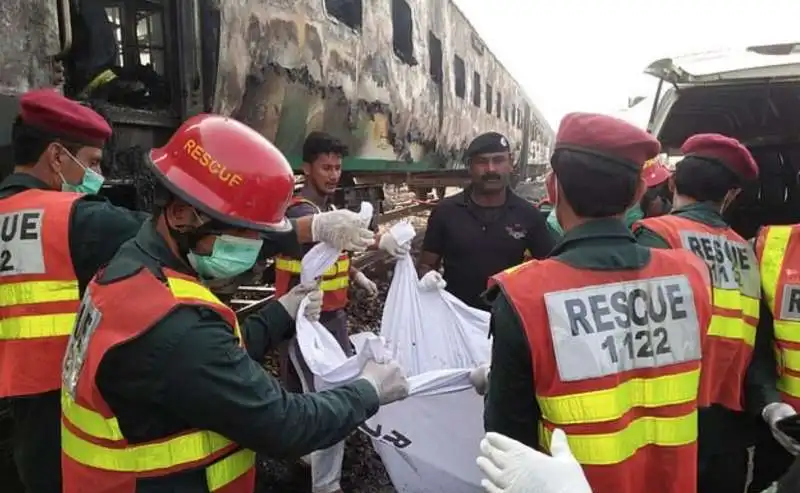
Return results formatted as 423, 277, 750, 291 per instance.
0, 0, 552, 210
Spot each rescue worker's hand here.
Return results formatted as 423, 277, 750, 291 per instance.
354, 271, 379, 297
311, 210, 374, 252
378, 231, 411, 258
358, 359, 410, 405
418, 271, 446, 291
278, 283, 322, 321
763, 402, 800, 455
470, 363, 491, 396
476, 430, 592, 493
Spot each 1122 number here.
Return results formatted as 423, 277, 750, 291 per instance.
601, 327, 671, 364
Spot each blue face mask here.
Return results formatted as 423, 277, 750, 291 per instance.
59, 148, 105, 195
187, 235, 263, 280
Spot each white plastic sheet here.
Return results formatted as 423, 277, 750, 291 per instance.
295, 207, 491, 492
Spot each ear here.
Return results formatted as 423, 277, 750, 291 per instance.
668, 174, 676, 195
302, 162, 312, 177
46, 142, 64, 173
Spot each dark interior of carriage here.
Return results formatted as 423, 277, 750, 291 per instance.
655, 81, 800, 239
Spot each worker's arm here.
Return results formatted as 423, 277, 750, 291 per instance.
484, 289, 540, 448
745, 302, 781, 416
418, 206, 445, 276
239, 301, 296, 361
69, 198, 149, 292
632, 225, 671, 249
157, 308, 380, 458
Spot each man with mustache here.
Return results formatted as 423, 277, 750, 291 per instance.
417, 132, 554, 310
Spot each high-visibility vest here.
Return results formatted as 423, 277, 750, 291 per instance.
60, 267, 255, 493
274, 196, 350, 311
756, 225, 800, 410
634, 215, 760, 411
0, 188, 82, 397
490, 248, 712, 493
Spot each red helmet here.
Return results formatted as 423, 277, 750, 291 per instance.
148, 114, 295, 232
642, 162, 671, 188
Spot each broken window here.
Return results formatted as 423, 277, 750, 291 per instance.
391, 0, 415, 65
325, 0, 363, 30
103, 5, 166, 76
496, 92, 502, 118
454, 55, 465, 98
511, 104, 516, 125
485, 84, 492, 113
472, 72, 481, 107
428, 32, 442, 84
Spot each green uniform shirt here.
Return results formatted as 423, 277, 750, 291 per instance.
0, 172, 148, 493
634, 202, 779, 456
92, 222, 380, 491
483, 218, 652, 448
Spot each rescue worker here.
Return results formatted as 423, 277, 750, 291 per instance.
59, 114, 410, 493
275, 131, 408, 493
633, 134, 796, 492
480, 112, 714, 493
418, 132, 554, 310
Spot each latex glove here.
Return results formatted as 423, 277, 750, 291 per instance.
476, 430, 592, 493
763, 402, 800, 455
278, 283, 322, 321
470, 363, 491, 396
358, 359, 410, 405
311, 209, 374, 251
418, 270, 446, 291
378, 232, 411, 258
354, 271, 379, 297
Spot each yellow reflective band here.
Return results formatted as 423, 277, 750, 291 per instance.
759, 226, 792, 311
61, 391, 123, 441
166, 277, 242, 341
0, 313, 76, 340
206, 448, 255, 491
775, 320, 800, 345
707, 314, 756, 346
539, 410, 698, 466
537, 370, 700, 425
778, 373, 800, 399
275, 258, 350, 276
0, 280, 80, 307
320, 276, 349, 291
62, 419, 236, 472
713, 288, 759, 319
779, 342, 800, 373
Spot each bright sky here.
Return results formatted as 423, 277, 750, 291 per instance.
453, 0, 800, 131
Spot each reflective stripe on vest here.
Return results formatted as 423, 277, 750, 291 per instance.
634, 215, 759, 411
61, 269, 254, 492
0, 189, 82, 397
491, 249, 712, 493
757, 225, 800, 407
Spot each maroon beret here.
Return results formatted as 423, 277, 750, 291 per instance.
554, 112, 661, 169
680, 133, 758, 181
19, 89, 112, 148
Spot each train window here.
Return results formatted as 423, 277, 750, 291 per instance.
325, 0, 363, 30
496, 92, 502, 118
102, 5, 165, 75
428, 32, 443, 84
485, 84, 492, 114
472, 72, 481, 107
511, 104, 516, 125
392, 0, 415, 64
504, 106, 509, 122
454, 56, 466, 98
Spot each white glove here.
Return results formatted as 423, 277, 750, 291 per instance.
354, 271, 379, 297
378, 231, 411, 258
470, 363, 491, 396
278, 283, 322, 321
418, 270, 446, 291
358, 359, 410, 405
763, 402, 800, 455
311, 209, 375, 252
476, 430, 592, 493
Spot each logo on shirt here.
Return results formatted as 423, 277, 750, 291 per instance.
506, 224, 527, 240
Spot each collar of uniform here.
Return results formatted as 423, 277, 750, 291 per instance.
550, 218, 636, 257
134, 219, 196, 277
459, 186, 520, 208
671, 201, 727, 227
0, 172, 52, 193
299, 184, 331, 210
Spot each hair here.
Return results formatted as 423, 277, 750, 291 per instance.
11, 117, 82, 166
673, 156, 740, 203
302, 131, 348, 164
550, 149, 640, 218
641, 180, 671, 209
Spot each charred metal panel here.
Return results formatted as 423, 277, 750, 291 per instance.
212, 0, 552, 168
0, 0, 60, 98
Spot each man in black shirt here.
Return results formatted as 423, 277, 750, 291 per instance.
417, 132, 555, 310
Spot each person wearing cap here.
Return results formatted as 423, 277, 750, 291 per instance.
476, 112, 713, 493
418, 131, 554, 310
59, 114, 410, 493
632, 134, 792, 491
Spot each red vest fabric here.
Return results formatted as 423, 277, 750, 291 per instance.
274, 196, 350, 311
634, 215, 760, 411
60, 267, 255, 493
490, 249, 712, 493
0, 188, 82, 396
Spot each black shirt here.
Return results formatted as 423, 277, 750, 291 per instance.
421, 188, 554, 309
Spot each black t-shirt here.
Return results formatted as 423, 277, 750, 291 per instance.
421, 189, 554, 309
